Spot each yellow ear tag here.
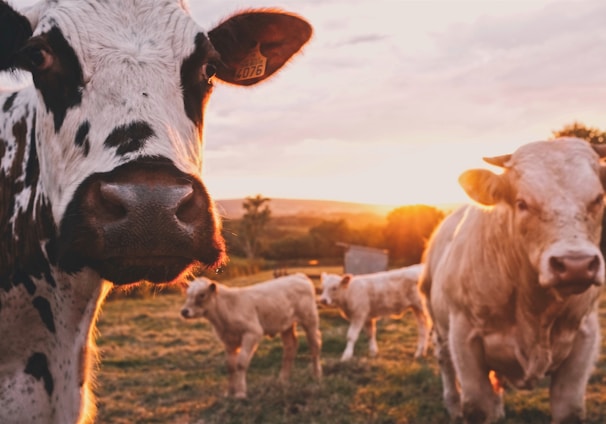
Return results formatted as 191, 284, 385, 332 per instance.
235, 44, 267, 81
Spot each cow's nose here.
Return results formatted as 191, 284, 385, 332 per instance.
181, 308, 190, 318
549, 254, 600, 284
97, 181, 196, 226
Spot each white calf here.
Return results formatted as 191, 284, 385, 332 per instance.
180, 273, 322, 398
320, 265, 429, 361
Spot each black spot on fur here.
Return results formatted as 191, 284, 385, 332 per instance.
32, 296, 55, 333
25, 113, 38, 187
74, 121, 90, 156
0, 2, 33, 71
2, 92, 17, 112
103, 121, 155, 155
180, 33, 214, 130
27, 27, 84, 131
24, 352, 54, 396
12, 270, 36, 295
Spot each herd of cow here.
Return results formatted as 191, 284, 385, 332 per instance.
0, 1, 605, 423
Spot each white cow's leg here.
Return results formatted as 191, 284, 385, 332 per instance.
279, 324, 298, 381
549, 312, 599, 424
301, 319, 323, 379
365, 319, 378, 357
433, 330, 461, 420
450, 313, 503, 424
342, 319, 364, 361
410, 301, 430, 358
232, 333, 260, 398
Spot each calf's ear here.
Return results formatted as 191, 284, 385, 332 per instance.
339, 275, 352, 287
459, 169, 506, 206
208, 282, 217, 293
208, 10, 312, 86
0, 1, 33, 71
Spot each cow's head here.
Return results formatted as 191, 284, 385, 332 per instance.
0, 0, 311, 284
319, 272, 351, 306
459, 137, 606, 296
180, 277, 217, 319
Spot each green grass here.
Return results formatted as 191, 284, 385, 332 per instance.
93, 273, 606, 424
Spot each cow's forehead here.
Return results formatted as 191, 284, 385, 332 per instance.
32, 0, 204, 65
511, 139, 602, 199
322, 274, 341, 286
187, 278, 209, 294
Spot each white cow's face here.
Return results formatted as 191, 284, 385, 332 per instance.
319, 272, 350, 306
460, 138, 606, 296
181, 278, 216, 319
1, 0, 311, 285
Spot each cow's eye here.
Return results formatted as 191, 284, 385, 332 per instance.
19, 44, 53, 72
590, 193, 604, 211
516, 199, 528, 212
202, 63, 217, 84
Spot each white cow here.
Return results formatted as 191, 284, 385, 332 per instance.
180, 274, 322, 398
320, 265, 429, 361
420, 138, 606, 423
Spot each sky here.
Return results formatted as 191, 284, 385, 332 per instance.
5, 0, 606, 207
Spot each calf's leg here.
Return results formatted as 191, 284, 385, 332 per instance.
365, 319, 378, 357
410, 302, 430, 358
226, 333, 260, 398
279, 324, 298, 381
301, 319, 322, 379
342, 318, 364, 361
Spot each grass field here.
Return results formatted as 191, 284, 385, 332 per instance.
94, 269, 606, 423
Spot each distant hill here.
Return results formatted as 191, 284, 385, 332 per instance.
214, 198, 399, 220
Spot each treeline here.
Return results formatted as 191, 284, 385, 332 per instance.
222, 204, 446, 267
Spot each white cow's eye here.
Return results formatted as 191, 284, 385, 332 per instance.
516, 199, 528, 212
590, 193, 604, 210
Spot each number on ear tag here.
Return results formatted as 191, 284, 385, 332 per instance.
235, 45, 267, 81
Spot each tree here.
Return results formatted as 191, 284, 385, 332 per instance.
552, 121, 606, 144
383, 205, 445, 266
239, 194, 271, 260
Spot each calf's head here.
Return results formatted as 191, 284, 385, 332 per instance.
459, 137, 606, 295
319, 272, 351, 306
0, 0, 311, 284
180, 277, 217, 319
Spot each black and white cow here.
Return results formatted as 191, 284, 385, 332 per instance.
0, 1, 311, 422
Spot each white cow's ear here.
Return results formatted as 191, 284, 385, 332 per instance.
208, 282, 217, 294
208, 10, 312, 86
459, 169, 505, 206
339, 275, 352, 287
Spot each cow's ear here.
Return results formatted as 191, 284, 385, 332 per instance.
0, 1, 34, 72
339, 275, 352, 287
208, 282, 217, 294
208, 10, 312, 86
459, 169, 506, 206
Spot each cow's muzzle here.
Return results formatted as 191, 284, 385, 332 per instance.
546, 253, 604, 294
56, 158, 226, 285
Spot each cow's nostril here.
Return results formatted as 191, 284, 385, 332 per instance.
549, 256, 566, 274
175, 185, 201, 224
181, 309, 189, 318
96, 182, 127, 220
589, 255, 600, 273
